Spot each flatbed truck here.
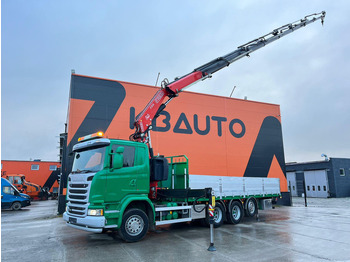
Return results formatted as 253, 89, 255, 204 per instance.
63, 12, 325, 242
64, 134, 280, 241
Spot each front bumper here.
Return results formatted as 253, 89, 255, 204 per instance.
63, 212, 106, 233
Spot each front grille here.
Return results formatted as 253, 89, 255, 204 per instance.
70, 184, 88, 188
66, 175, 93, 217
69, 195, 86, 200
69, 210, 85, 216
69, 188, 88, 194
70, 200, 83, 205
68, 205, 86, 216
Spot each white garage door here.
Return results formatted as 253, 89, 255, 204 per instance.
304, 170, 329, 198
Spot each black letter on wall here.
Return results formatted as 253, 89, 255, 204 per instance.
174, 113, 193, 134
194, 114, 210, 135
244, 116, 286, 178
152, 110, 171, 132
229, 119, 245, 138
211, 116, 227, 137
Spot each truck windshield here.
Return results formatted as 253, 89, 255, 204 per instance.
72, 146, 106, 174
14, 176, 23, 184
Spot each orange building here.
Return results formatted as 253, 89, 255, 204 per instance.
1, 160, 60, 194
61, 74, 290, 205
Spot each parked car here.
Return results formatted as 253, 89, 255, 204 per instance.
1, 178, 31, 210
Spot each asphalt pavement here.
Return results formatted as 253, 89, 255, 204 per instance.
1, 197, 350, 262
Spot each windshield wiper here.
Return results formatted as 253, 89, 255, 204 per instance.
72, 169, 95, 174
80, 170, 94, 173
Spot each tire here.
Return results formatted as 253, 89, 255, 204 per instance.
245, 197, 258, 217
227, 201, 243, 224
118, 208, 149, 242
205, 202, 225, 228
11, 202, 22, 211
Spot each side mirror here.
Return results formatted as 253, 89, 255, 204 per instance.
112, 147, 124, 169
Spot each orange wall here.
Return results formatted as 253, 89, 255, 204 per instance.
1, 161, 60, 191
68, 75, 287, 192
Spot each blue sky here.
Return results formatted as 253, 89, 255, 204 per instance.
2, 0, 350, 162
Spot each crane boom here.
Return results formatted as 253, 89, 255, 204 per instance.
132, 11, 326, 145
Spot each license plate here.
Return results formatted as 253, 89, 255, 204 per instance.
69, 217, 77, 224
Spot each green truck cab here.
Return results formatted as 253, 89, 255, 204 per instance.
63, 133, 157, 242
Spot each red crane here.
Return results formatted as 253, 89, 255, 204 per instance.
131, 11, 326, 157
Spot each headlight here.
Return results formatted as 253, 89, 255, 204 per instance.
88, 209, 103, 216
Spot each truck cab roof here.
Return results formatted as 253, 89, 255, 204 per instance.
73, 136, 147, 153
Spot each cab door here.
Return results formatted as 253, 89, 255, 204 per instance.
105, 143, 148, 203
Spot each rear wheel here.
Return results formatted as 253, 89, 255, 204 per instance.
245, 197, 258, 217
118, 208, 149, 242
227, 201, 243, 224
11, 202, 22, 211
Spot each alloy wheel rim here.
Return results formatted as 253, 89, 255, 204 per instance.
232, 206, 241, 219
125, 215, 144, 236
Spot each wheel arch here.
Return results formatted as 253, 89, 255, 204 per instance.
117, 196, 155, 230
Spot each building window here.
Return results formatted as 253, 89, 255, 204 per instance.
312, 186, 315, 191
31, 164, 39, 170
340, 168, 345, 176
323, 186, 326, 191
49, 165, 57, 171
318, 186, 321, 191
307, 186, 310, 191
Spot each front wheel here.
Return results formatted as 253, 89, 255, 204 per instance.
11, 202, 22, 211
118, 208, 149, 242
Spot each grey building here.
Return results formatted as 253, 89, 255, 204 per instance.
286, 158, 350, 198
